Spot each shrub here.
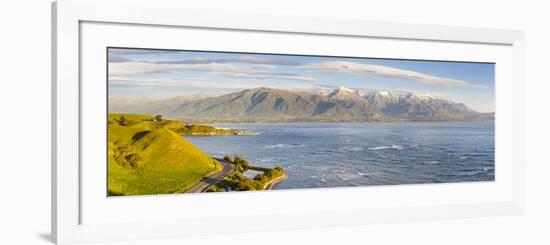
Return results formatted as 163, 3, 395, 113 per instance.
223, 155, 234, 163
207, 185, 221, 192
119, 115, 128, 126
125, 153, 144, 169
253, 174, 267, 182
234, 156, 249, 172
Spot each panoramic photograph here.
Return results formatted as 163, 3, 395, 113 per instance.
107, 47, 495, 196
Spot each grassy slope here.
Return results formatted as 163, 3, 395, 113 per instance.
108, 113, 242, 135
108, 114, 221, 196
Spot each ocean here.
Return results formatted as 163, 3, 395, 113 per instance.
186, 122, 494, 190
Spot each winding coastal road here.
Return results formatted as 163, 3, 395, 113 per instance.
186, 158, 236, 193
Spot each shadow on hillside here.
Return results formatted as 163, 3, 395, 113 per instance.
132, 131, 150, 141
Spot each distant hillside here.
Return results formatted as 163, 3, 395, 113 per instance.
107, 114, 221, 196
109, 87, 494, 123
109, 94, 211, 115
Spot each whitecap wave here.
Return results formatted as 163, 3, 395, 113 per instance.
339, 146, 364, 152
424, 160, 439, 164
264, 143, 306, 149
368, 144, 404, 150
338, 173, 359, 181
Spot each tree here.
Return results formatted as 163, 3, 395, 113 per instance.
241, 159, 249, 171
234, 156, 249, 172
124, 153, 143, 169
154, 115, 163, 122
223, 155, 234, 163
119, 115, 128, 126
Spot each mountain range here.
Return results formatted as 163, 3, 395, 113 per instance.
109, 87, 494, 122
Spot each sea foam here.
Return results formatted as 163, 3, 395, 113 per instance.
368, 144, 404, 150
264, 143, 306, 149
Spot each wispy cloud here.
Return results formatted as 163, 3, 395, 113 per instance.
108, 48, 176, 62
109, 77, 315, 93
109, 62, 317, 82
108, 54, 129, 63
108, 48, 175, 55
138, 55, 302, 66
302, 61, 486, 89
110, 78, 246, 89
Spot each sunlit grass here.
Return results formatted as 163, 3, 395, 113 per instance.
107, 114, 220, 196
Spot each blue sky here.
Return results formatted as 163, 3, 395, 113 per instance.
108, 48, 495, 112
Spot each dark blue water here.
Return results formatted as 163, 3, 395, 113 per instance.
186, 122, 494, 190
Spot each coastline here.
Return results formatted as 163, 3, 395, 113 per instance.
263, 171, 288, 190
198, 121, 495, 127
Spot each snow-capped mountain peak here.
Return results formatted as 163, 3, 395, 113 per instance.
328, 86, 362, 100
362, 90, 397, 100
401, 92, 436, 101
335, 86, 355, 93
375, 91, 391, 97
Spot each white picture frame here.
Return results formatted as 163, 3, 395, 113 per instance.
52, 0, 525, 244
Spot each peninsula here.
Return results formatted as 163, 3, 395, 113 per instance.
107, 113, 285, 196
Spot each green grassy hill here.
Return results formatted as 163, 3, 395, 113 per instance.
107, 114, 221, 196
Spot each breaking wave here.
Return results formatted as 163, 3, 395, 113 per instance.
368, 144, 404, 150
339, 146, 364, 152
264, 143, 306, 149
